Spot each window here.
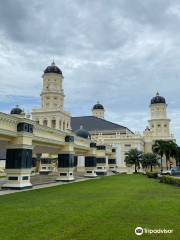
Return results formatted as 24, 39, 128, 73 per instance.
164, 124, 167, 127
125, 144, 131, 147
51, 119, 56, 128
158, 124, 161, 127
22, 176, 29, 180
60, 173, 67, 176
43, 119, 48, 126
151, 124, 154, 128
8, 176, 18, 180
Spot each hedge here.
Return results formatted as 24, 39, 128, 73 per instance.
146, 172, 158, 178
160, 175, 180, 187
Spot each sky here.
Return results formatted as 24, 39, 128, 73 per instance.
0, 0, 180, 143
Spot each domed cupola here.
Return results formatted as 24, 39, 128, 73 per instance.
10, 105, 24, 115
93, 101, 104, 110
151, 92, 166, 105
44, 61, 62, 75
75, 125, 91, 139
92, 101, 105, 119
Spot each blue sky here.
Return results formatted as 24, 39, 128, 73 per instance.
0, 0, 180, 143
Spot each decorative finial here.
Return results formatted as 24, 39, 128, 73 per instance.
51, 60, 55, 66
156, 92, 159, 96
16, 104, 19, 108
97, 101, 100, 104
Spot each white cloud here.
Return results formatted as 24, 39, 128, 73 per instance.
0, 0, 180, 144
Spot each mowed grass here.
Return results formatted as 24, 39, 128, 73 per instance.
0, 175, 179, 240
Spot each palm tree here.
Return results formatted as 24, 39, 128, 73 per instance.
163, 141, 172, 170
152, 140, 166, 173
172, 145, 180, 167
161, 140, 178, 170
141, 153, 159, 172
125, 149, 142, 173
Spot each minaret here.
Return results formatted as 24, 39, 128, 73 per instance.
148, 92, 170, 137
41, 61, 64, 111
92, 102, 105, 119
32, 61, 71, 131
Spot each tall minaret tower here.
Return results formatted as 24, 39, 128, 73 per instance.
41, 61, 64, 111
92, 102, 105, 119
148, 92, 170, 137
32, 62, 71, 131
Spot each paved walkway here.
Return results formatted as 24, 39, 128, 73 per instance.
0, 176, 100, 196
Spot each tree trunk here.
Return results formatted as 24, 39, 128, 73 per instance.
160, 157, 163, 174
135, 164, 137, 173
166, 157, 169, 170
150, 164, 153, 172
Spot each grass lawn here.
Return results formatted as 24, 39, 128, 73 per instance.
0, 175, 179, 240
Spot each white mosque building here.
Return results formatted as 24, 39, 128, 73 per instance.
26, 61, 175, 171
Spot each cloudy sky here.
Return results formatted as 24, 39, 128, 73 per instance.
0, 0, 180, 142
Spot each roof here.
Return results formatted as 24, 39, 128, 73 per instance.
151, 92, 166, 105
44, 61, 62, 75
75, 126, 91, 139
10, 105, 23, 115
71, 116, 133, 134
93, 102, 104, 110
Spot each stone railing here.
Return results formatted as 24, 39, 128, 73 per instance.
74, 135, 91, 149
0, 112, 18, 136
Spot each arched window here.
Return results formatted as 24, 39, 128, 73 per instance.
59, 120, 62, 130
36, 119, 39, 124
63, 121, 65, 130
51, 119, 56, 128
43, 119, 48, 126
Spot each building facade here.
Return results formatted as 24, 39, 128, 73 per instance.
30, 62, 175, 171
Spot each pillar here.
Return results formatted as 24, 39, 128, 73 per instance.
74, 155, 78, 172
56, 135, 75, 181
84, 142, 97, 178
2, 122, 33, 189
96, 145, 107, 175
108, 148, 117, 173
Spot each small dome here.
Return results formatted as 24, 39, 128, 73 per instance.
75, 126, 91, 139
151, 92, 166, 104
44, 61, 62, 75
10, 105, 23, 115
93, 101, 104, 110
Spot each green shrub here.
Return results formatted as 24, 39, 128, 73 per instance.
146, 171, 158, 178
160, 175, 180, 187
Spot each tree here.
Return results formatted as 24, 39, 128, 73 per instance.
141, 153, 159, 172
152, 140, 178, 172
164, 141, 178, 169
125, 149, 142, 173
172, 145, 180, 167
152, 140, 166, 173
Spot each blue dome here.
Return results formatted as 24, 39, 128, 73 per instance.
44, 61, 62, 75
75, 126, 91, 139
93, 102, 104, 110
151, 92, 166, 104
10, 105, 23, 115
